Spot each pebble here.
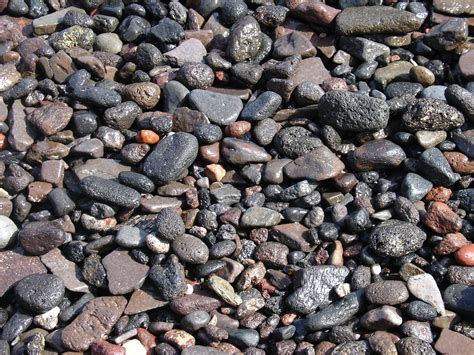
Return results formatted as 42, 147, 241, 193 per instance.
305, 290, 365, 331
401, 172, 433, 201
143, 132, 199, 184
0, 215, 17, 249
208, 275, 242, 306
365, 281, 409, 305
286, 266, 349, 314
443, 284, 474, 317
61, 296, 127, 351
226, 16, 261, 63
172, 234, 209, 264
149, 255, 186, 300
454, 244, 474, 266
407, 273, 446, 315
188, 89, 243, 126
18, 220, 67, 256
435, 328, 474, 355
14, 274, 65, 314
102, 249, 149, 295
318, 91, 389, 132
349, 139, 406, 171
360, 305, 403, 330
240, 207, 281, 228
80, 176, 140, 209
402, 98, 464, 132
40, 248, 89, 293
369, 219, 427, 257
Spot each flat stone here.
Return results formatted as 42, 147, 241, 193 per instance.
240, 207, 282, 228
286, 265, 350, 314
61, 296, 127, 351
339, 36, 390, 63
124, 287, 168, 315
290, 1, 340, 27
41, 248, 89, 293
0, 249, 47, 297
73, 158, 131, 181
423, 201, 463, 234
335, 6, 422, 35
446, 84, 474, 121
271, 223, 311, 252
424, 18, 468, 51
283, 145, 345, 181
165, 38, 207, 66
437, 330, 472, 355
208, 275, 242, 306
102, 249, 149, 295
8, 100, 37, 152
188, 90, 243, 126
408, 273, 446, 315
221, 138, 272, 165
27, 105, 73, 136
374, 61, 413, 85
33, 7, 85, 35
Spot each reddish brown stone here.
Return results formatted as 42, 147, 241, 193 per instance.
170, 294, 222, 316
321, 77, 348, 92
225, 121, 251, 137
0, 249, 47, 297
173, 107, 209, 133
425, 186, 452, 202
27, 181, 53, 203
423, 201, 463, 234
290, 1, 340, 27
433, 233, 470, 255
435, 328, 474, 355
163, 329, 195, 350
444, 151, 474, 174
124, 288, 168, 315
315, 341, 336, 355
61, 296, 127, 351
90, 340, 125, 355
0, 197, 12, 217
454, 244, 474, 266
137, 328, 157, 354
199, 143, 220, 163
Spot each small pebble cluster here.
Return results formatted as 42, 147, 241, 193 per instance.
0, 0, 473, 354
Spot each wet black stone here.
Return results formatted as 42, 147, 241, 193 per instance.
193, 260, 227, 278
444, 284, 474, 318
118, 15, 151, 43
0, 311, 33, 343
150, 17, 185, 47
417, 147, 460, 186
15, 274, 65, 314
2, 77, 38, 102
240, 91, 282, 121
47, 188, 76, 216
305, 291, 365, 331
405, 301, 437, 321
92, 14, 120, 33
194, 124, 223, 144
73, 86, 122, 108
118, 171, 155, 193
104, 101, 142, 131
82, 254, 107, 288
228, 329, 260, 349
230, 63, 263, 87
72, 111, 98, 137
143, 0, 167, 19
369, 219, 426, 257
226, 16, 262, 63
80, 176, 141, 208
143, 132, 199, 184
63, 11, 94, 28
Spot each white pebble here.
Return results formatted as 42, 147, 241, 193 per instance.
334, 283, 351, 298
123, 339, 146, 355
33, 306, 60, 330
371, 264, 382, 275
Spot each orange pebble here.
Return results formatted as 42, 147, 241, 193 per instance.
0, 133, 7, 151
137, 130, 160, 144
454, 244, 474, 266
